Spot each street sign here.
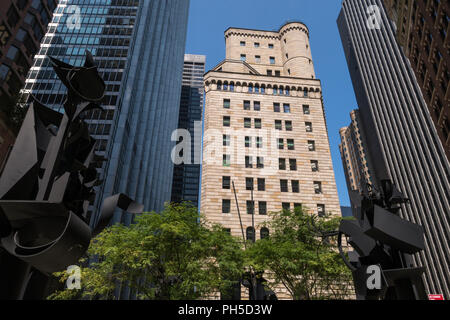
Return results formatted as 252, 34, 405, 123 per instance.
428, 294, 445, 300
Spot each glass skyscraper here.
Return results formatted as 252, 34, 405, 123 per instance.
21, 0, 190, 227
171, 54, 205, 208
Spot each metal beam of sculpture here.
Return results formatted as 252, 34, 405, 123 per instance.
0, 51, 143, 280
338, 180, 427, 300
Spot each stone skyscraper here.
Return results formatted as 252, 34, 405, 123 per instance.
201, 23, 341, 298
0, 0, 58, 171
339, 109, 376, 193
20, 0, 190, 228
171, 54, 205, 208
338, 0, 450, 298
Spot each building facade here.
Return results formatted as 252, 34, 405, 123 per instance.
201, 22, 341, 298
171, 54, 205, 208
339, 109, 376, 194
21, 0, 190, 228
338, 0, 450, 298
383, 0, 449, 160
0, 0, 58, 169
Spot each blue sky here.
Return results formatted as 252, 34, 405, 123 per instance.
185, 0, 357, 207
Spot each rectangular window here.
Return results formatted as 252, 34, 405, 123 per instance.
270, 57, 275, 64
317, 204, 325, 217
244, 100, 251, 110
294, 203, 302, 211
247, 201, 255, 215
278, 139, 284, 150
244, 118, 251, 128
254, 101, 261, 111
305, 122, 313, 132
254, 42, 260, 48
245, 156, 253, 169
241, 54, 246, 61
222, 200, 231, 214
268, 44, 274, 49
246, 178, 254, 191
223, 135, 230, 146
287, 139, 295, 150
256, 137, 263, 148
223, 155, 231, 167
303, 89, 308, 97
314, 181, 322, 194
259, 201, 267, 215
257, 157, 264, 169
289, 159, 297, 171
308, 140, 316, 151
280, 180, 288, 192
222, 176, 231, 189
255, 119, 262, 129
245, 136, 251, 148
258, 178, 266, 191
311, 160, 319, 172
282, 203, 291, 211
279, 158, 286, 170
223, 116, 231, 127
267, 70, 273, 76
275, 70, 281, 76
303, 105, 310, 115
285, 121, 293, 131
223, 99, 230, 109
275, 120, 282, 130
273, 103, 280, 112
255, 55, 261, 63
240, 41, 246, 46
283, 104, 291, 113
292, 180, 300, 193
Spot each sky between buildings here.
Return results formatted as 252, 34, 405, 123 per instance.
185, 0, 358, 207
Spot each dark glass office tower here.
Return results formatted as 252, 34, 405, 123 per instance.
171, 54, 205, 208
338, 0, 450, 298
21, 0, 190, 227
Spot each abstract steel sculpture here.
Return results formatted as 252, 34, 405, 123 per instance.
0, 51, 143, 299
338, 180, 427, 300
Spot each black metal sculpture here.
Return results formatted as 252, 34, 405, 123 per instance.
0, 51, 143, 299
338, 180, 427, 300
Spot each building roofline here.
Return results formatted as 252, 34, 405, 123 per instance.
224, 21, 309, 35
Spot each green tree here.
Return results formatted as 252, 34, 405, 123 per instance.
48, 203, 244, 300
246, 207, 353, 300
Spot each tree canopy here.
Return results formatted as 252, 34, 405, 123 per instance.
49, 203, 244, 300
246, 207, 353, 300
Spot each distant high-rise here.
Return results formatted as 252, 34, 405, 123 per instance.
338, 0, 450, 298
383, 0, 449, 160
21, 0, 190, 228
0, 0, 58, 170
171, 54, 205, 208
339, 109, 376, 194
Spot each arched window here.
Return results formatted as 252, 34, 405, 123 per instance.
230, 82, 235, 92
260, 228, 270, 240
261, 85, 266, 94
285, 87, 290, 96
278, 86, 284, 95
303, 88, 308, 97
273, 86, 278, 95
217, 81, 222, 90
246, 227, 255, 242
255, 84, 260, 93
248, 84, 253, 93
223, 81, 228, 91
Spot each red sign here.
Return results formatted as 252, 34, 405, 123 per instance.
428, 294, 445, 300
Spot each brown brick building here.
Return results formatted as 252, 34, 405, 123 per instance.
383, 0, 449, 160
0, 0, 58, 167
